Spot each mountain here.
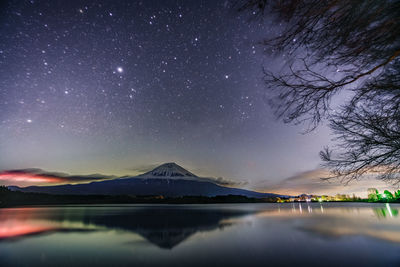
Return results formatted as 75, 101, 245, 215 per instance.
138, 162, 198, 178
9, 163, 282, 198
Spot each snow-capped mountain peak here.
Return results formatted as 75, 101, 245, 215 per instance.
139, 163, 198, 178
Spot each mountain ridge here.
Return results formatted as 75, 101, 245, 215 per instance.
8, 163, 284, 199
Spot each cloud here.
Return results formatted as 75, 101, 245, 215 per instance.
0, 168, 116, 186
258, 168, 391, 197
197, 176, 248, 187
0, 167, 247, 188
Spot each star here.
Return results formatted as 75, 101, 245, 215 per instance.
0, 0, 327, 196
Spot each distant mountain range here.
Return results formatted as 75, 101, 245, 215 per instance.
9, 162, 283, 198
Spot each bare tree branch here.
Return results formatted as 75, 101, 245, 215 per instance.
240, 0, 400, 183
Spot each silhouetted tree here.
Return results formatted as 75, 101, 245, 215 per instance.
239, 0, 400, 184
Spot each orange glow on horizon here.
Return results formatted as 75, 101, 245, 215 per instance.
0, 172, 64, 185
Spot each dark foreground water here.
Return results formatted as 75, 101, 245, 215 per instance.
1, 203, 400, 267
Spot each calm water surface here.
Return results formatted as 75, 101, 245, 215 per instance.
1, 203, 400, 266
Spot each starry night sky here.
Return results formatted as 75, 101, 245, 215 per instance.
0, 0, 341, 194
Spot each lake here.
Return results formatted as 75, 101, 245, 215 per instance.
1, 203, 400, 266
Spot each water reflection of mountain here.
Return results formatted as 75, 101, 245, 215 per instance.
0, 206, 257, 249
78, 208, 255, 249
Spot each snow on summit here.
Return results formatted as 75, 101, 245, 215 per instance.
138, 163, 198, 178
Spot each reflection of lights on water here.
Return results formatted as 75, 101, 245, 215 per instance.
386, 203, 393, 217
288, 203, 326, 214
